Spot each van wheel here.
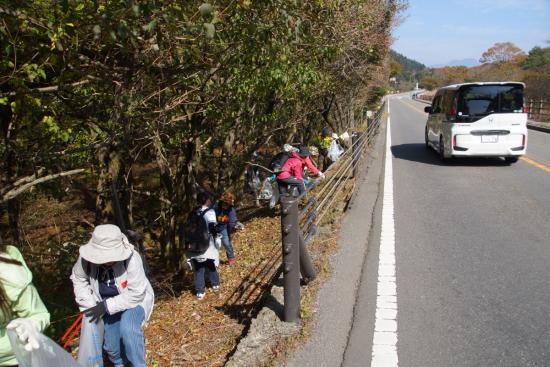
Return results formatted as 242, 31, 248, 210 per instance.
425, 128, 430, 149
505, 156, 519, 164
439, 136, 447, 162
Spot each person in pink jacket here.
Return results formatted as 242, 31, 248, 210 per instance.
277, 147, 325, 194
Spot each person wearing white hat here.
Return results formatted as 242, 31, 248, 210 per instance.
71, 224, 154, 367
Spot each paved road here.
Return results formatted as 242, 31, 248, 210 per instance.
284, 94, 550, 367
344, 95, 550, 367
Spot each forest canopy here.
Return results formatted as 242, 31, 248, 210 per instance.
0, 0, 404, 266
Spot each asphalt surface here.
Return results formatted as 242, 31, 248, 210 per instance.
285, 94, 550, 366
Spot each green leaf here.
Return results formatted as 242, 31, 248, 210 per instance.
144, 20, 158, 32
203, 23, 215, 39
199, 3, 213, 17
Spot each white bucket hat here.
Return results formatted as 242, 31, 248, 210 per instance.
80, 224, 133, 264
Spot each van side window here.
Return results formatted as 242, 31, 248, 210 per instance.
432, 95, 442, 113
441, 91, 455, 115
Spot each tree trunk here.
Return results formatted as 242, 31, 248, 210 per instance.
7, 198, 21, 244
95, 146, 112, 224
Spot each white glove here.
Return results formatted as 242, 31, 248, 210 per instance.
7, 318, 41, 351
319, 172, 326, 180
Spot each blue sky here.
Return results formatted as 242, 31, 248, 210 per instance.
392, 0, 550, 66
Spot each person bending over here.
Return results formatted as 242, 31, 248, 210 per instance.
71, 224, 154, 367
277, 147, 324, 195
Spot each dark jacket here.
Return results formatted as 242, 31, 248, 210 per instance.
213, 202, 237, 232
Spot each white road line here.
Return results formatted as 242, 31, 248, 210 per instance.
371, 99, 398, 367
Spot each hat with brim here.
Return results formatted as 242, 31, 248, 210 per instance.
80, 224, 133, 264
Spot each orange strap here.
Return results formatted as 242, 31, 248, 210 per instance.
60, 313, 83, 349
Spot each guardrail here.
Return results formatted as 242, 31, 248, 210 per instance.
415, 93, 433, 103
278, 102, 385, 322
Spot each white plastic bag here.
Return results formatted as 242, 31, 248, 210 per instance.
77, 315, 105, 367
258, 178, 274, 200
327, 140, 344, 161
7, 329, 80, 367
339, 132, 351, 147
269, 182, 280, 209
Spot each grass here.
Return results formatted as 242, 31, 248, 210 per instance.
9, 153, 361, 366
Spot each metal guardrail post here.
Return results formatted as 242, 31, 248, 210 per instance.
299, 232, 316, 283
280, 190, 301, 323
351, 132, 360, 178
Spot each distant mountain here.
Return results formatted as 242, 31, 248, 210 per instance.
431, 58, 479, 68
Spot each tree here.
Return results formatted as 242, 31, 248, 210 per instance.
480, 42, 525, 64
522, 47, 550, 70
390, 61, 403, 78
0, 0, 403, 267
434, 66, 469, 85
419, 76, 440, 91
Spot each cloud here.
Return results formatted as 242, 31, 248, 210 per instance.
442, 24, 500, 36
465, 0, 548, 12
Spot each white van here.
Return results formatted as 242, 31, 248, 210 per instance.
424, 82, 527, 163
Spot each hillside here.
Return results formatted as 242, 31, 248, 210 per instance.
390, 50, 426, 72
390, 50, 427, 90
418, 43, 550, 99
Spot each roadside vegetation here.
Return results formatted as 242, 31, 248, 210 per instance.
0, 0, 404, 364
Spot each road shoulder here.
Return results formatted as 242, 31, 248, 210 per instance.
281, 114, 388, 367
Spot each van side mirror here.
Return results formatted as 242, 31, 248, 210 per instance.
424, 106, 432, 114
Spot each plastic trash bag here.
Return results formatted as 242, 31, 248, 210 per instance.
339, 132, 351, 147
77, 316, 104, 367
245, 166, 261, 193
7, 329, 80, 367
327, 140, 344, 162
258, 178, 274, 201
269, 182, 280, 209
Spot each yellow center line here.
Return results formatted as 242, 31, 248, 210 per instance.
520, 156, 550, 174
397, 98, 429, 115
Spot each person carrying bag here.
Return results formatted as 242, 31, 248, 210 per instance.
71, 224, 154, 367
0, 243, 50, 367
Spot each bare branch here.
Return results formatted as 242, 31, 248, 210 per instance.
0, 79, 90, 97
1, 169, 86, 203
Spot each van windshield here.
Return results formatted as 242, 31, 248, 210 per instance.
457, 84, 523, 119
